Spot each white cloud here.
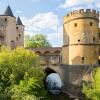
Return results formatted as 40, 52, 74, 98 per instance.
21, 12, 63, 47
60, 0, 94, 8
16, 10, 22, 14
95, 2, 100, 8
47, 27, 63, 47
30, 0, 41, 3
65, 6, 83, 12
21, 12, 59, 32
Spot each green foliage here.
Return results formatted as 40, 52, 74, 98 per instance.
0, 47, 48, 100
24, 34, 51, 48
82, 67, 100, 100
10, 71, 47, 100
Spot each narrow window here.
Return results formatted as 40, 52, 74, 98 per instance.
19, 34, 21, 37
93, 37, 95, 42
82, 57, 84, 60
98, 33, 100, 39
90, 22, 93, 26
82, 57, 84, 63
78, 39, 80, 42
10, 40, 15, 49
16, 27, 18, 30
5, 18, 7, 21
74, 23, 77, 27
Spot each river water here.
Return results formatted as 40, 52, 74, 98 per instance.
49, 93, 71, 100
45, 73, 73, 100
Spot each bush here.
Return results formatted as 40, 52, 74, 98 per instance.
0, 47, 48, 100
82, 67, 100, 100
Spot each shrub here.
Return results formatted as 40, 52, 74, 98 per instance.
0, 47, 48, 100
82, 67, 100, 100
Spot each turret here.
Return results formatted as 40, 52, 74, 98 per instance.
63, 9, 100, 65
16, 16, 24, 47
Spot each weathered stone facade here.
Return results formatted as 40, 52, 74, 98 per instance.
0, 6, 24, 49
63, 9, 100, 65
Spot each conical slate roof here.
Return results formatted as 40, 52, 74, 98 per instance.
17, 17, 23, 25
4, 5, 14, 17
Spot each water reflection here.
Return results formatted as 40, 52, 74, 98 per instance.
46, 73, 63, 95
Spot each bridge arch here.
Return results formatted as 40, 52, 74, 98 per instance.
44, 51, 51, 55
44, 67, 63, 95
35, 51, 41, 55
54, 50, 61, 54
44, 67, 57, 75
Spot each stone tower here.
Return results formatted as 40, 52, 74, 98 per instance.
16, 17, 24, 47
0, 5, 16, 49
63, 9, 100, 65
0, 5, 24, 49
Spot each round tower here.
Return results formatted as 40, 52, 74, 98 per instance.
64, 9, 100, 65
16, 17, 24, 47
0, 5, 16, 49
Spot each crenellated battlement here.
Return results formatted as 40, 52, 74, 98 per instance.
64, 9, 99, 23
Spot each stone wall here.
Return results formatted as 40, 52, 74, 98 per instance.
45, 64, 94, 99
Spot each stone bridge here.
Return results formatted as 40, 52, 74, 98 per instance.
44, 64, 94, 99
27, 47, 62, 66
27, 47, 100, 99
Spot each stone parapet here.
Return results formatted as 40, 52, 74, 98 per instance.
64, 9, 99, 24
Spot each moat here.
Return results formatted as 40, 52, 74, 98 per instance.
49, 93, 71, 100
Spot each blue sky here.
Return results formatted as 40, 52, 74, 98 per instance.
0, 0, 100, 47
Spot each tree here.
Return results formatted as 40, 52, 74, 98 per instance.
0, 47, 49, 100
24, 34, 51, 48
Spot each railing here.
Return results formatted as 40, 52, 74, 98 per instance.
40, 55, 61, 66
